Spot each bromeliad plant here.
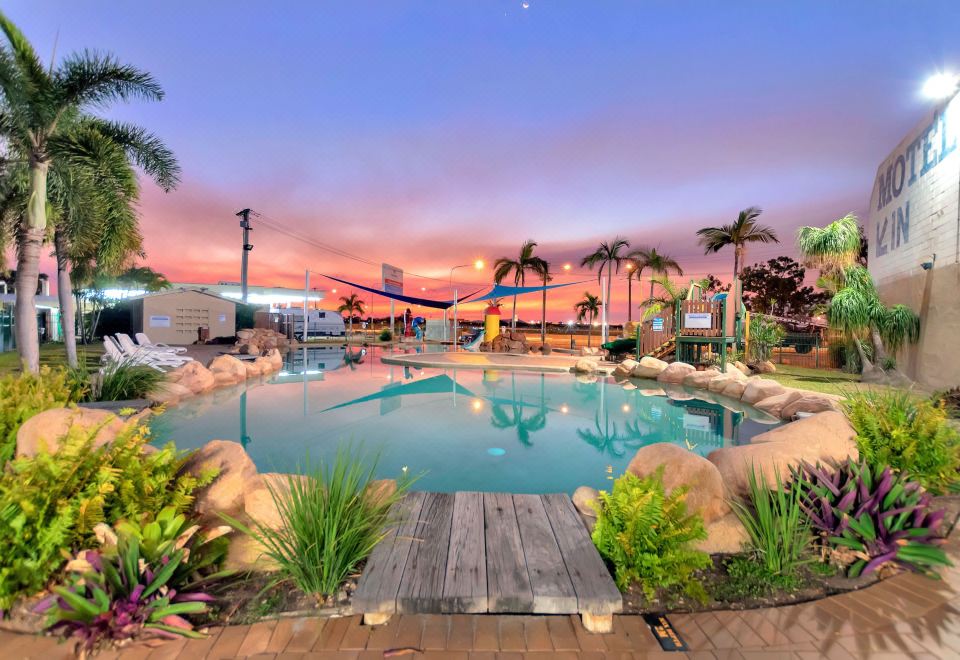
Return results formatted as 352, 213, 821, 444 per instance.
37, 534, 214, 655
794, 459, 951, 578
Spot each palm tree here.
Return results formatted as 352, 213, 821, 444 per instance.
538, 263, 552, 344
696, 207, 778, 283
574, 291, 602, 347
642, 275, 710, 321
580, 237, 630, 342
797, 214, 919, 382
630, 247, 683, 316
0, 13, 177, 371
337, 293, 365, 334
493, 239, 548, 330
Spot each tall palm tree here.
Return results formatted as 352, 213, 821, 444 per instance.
630, 247, 684, 317
493, 239, 547, 330
0, 12, 176, 371
580, 237, 630, 341
642, 275, 711, 321
337, 293, 365, 334
538, 263, 552, 344
574, 291, 602, 347
696, 207, 778, 284
797, 214, 919, 382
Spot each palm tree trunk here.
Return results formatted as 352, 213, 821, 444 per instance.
511, 294, 518, 330
54, 229, 78, 368
733, 245, 742, 282
14, 226, 44, 372
605, 268, 612, 341
588, 311, 593, 347
627, 276, 632, 327
540, 280, 547, 345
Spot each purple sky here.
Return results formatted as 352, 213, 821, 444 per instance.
6, 1, 960, 321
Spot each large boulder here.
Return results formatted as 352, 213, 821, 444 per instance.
614, 359, 639, 377
626, 443, 729, 523
253, 356, 276, 374
148, 381, 193, 405
16, 407, 128, 458
225, 534, 278, 573
213, 371, 239, 387
780, 393, 840, 419
657, 362, 696, 384
753, 390, 804, 418
707, 411, 858, 496
721, 379, 747, 400
208, 354, 248, 384
754, 360, 777, 374
732, 361, 751, 376
169, 361, 216, 394
244, 360, 264, 378
683, 368, 721, 389
264, 348, 283, 371
695, 513, 749, 554
740, 378, 786, 405
724, 363, 748, 381
631, 356, 669, 379
708, 374, 734, 393
238, 342, 260, 356
574, 358, 597, 374
243, 472, 305, 530
180, 440, 258, 522
573, 486, 600, 533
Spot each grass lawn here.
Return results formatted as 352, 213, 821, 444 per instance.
0, 343, 104, 376
762, 364, 925, 396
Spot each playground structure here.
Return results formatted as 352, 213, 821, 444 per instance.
604, 279, 746, 371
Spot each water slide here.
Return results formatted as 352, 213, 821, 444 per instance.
461, 330, 485, 351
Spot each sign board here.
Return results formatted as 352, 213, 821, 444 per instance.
382, 263, 403, 295
218, 313, 226, 323
149, 315, 171, 328
683, 312, 712, 329
652, 317, 664, 332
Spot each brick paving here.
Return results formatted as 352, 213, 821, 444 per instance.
4, 539, 959, 658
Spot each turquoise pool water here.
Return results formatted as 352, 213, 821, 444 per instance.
151, 346, 780, 493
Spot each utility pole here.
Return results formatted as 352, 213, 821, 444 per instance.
236, 209, 253, 303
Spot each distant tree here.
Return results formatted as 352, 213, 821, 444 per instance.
697, 206, 779, 282
494, 239, 548, 330
581, 237, 630, 340
628, 247, 683, 322
337, 293, 365, 334
116, 266, 171, 293
738, 257, 829, 317
702, 274, 730, 296
574, 291, 602, 347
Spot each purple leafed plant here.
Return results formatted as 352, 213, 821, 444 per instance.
792, 459, 951, 578
36, 539, 213, 655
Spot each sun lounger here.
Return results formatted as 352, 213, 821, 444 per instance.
134, 332, 188, 354
112, 334, 194, 368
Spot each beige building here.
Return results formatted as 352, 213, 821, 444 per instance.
866, 88, 959, 389
128, 288, 236, 345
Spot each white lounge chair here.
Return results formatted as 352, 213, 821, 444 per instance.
113, 334, 194, 367
134, 332, 188, 354
102, 339, 173, 371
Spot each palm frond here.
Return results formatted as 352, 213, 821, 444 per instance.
79, 118, 180, 191
54, 50, 163, 110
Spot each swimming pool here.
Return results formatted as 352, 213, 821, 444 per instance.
150, 346, 779, 493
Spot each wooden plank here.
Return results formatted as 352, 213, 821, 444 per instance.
440, 491, 487, 613
353, 491, 426, 614
483, 492, 534, 613
396, 492, 456, 613
513, 494, 578, 613
541, 493, 622, 615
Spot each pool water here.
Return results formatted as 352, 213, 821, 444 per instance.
151, 346, 779, 493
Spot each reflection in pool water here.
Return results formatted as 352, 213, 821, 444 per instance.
151, 346, 779, 493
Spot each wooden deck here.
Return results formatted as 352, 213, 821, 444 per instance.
353, 492, 622, 633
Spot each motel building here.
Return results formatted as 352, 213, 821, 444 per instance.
867, 83, 959, 389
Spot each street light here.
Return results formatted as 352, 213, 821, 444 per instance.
449, 260, 485, 347
923, 72, 959, 100
563, 263, 572, 271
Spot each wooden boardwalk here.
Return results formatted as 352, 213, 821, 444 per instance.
353, 492, 622, 632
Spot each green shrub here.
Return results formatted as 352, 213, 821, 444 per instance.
714, 555, 801, 601
843, 390, 960, 494
89, 359, 166, 402
0, 424, 216, 609
748, 316, 785, 363
591, 468, 710, 601
378, 328, 393, 342
730, 467, 811, 579
225, 447, 410, 598
0, 367, 84, 465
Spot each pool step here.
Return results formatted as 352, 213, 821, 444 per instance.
353, 491, 622, 633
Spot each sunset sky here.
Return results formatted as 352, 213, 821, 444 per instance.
6, 1, 960, 322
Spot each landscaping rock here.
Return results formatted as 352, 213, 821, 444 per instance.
724, 363, 748, 380
213, 371, 239, 387
243, 473, 295, 530
148, 381, 193, 405
614, 359, 639, 376
253, 356, 276, 374
695, 513, 749, 554
740, 378, 786, 405
366, 479, 398, 507
225, 534, 278, 573
683, 368, 721, 389
657, 362, 696, 384
626, 443, 729, 523
169, 361, 216, 394
238, 342, 260, 355
631, 356, 669, 379
721, 380, 747, 400
754, 360, 777, 373
16, 407, 128, 458
707, 411, 857, 496
780, 393, 840, 419
707, 374, 734, 393
264, 348, 283, 370
180, 440, 258, 522
574, 358, 597, 374
244, 360, 264, 377
753, 390, 804, 418
573, 485, 600, 518
208, 354, 248, 383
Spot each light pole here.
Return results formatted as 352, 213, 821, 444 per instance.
449, 260, 484, 349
